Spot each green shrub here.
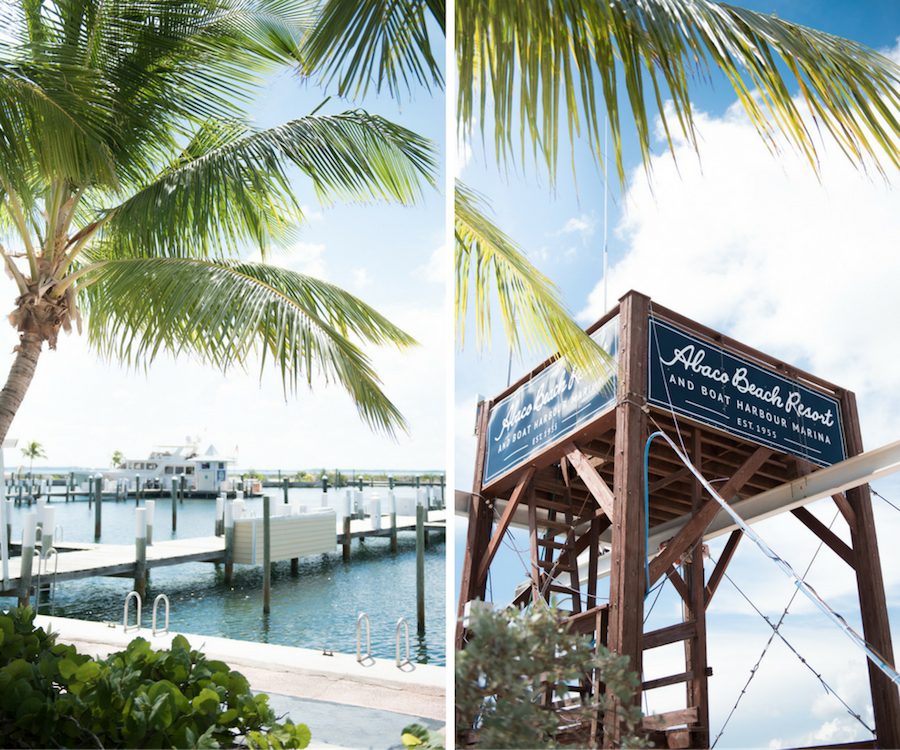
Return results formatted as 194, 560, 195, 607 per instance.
455, 602, 647, 749
0, 606, 310, 748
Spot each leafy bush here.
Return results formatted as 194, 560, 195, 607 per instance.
455, 602, 647, 749
0, 606, 310, 748
401, 723, 444, 748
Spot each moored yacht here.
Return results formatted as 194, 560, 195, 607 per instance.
106, 438, 237, 496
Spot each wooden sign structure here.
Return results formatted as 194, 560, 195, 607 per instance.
457, 290, 900, 749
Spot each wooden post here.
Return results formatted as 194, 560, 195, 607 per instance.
93, 476, 102, 540
224, 500, 234, 585
685, 428, 710, 748
343, 515, 352, 562
180, 475, 185, 504
840, 390, 900, 748
456, 398, 493, 648
134, 508, 146, 599
215, 496, 224, 536
18, 512, 36, 607
605, 291, 650, 748
416, 503, 425, 632
135, 474, 140, 506
263, 496, 271, 615
389, 491, 398, 552
171, 478, 178, 532
282, 478, 289, 505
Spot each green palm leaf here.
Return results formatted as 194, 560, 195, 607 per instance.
100, 111, 438, 259
455, 180, 616, 387
300, 0, 445, 99
78, 257, 416, 434
457, 0, 900, 187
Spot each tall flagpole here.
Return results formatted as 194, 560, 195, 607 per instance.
603, 117, 609, 312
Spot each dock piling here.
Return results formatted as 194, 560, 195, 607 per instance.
416, 504, 425, 632
215, 495, 224, 536
135, 508, 147, 599
171, 478, 177, 531
18, 513, 36, 607
389, 491, 398, 552
94, 476, 102, 540
263, 496, 271, 614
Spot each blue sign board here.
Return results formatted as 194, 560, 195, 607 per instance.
483, 317, 620, 486
647, 317, 845, 467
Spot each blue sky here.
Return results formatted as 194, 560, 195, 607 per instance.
455, 3, 900, 747
1, 35, 447, 473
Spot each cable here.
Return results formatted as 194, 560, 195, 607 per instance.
711, 561, 874, 744
647, 429, 900, 687
871, 486, 900, 515
709, 513, 875, 746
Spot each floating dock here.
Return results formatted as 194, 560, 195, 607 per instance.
0, 511, 446, 598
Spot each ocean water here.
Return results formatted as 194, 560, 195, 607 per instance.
4, 487, 446, 666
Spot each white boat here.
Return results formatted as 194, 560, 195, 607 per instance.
106, 438, 237, 496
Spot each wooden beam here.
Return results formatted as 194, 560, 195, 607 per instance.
642, 671, 697, 691
649, 466, 691, 493
832, 492, 857, 533
665, 564, 691, 605
839, 390, 900, 748
456, 400, 493, 649
643, 620, 698, 650
528, 490, 542, 604
648, 446, 773, 587
642, 707, 699, 731
791, 506, 855, 569
562, 604, 609, 636
564, 443, 615, 519
705, 530, 742, 608
475, 467, 535, 588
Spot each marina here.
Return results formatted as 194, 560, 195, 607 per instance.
0, 485, 446, 665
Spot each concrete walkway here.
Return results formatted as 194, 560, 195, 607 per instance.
34, 615, 447, 750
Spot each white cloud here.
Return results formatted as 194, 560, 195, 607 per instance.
416, 244, 447, 284
247, 241, 329, 279
300, 204, 324, 222
557, 213, 597, 245
350, 267, 371, 289
579, 97, 900, 450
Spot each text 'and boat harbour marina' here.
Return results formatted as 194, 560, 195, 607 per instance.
0, 453, 446, 666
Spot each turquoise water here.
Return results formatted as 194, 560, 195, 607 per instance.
4, 488, 446, 666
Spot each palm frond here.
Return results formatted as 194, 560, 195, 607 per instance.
455, 180, 616, 386
300, 0, 444, 99
98, 111, 438, 260
457, 0, 900, 187
0, 62, 118, 193
77, 257, 415, 434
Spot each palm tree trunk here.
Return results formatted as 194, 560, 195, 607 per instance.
0, 332, 43, 445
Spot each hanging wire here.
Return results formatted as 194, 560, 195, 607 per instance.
709, 512, 875, 746
646, 428, 900, 687
871, 486, 900, 514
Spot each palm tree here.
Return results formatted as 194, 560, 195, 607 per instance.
0, 0, 438, 447
302, 0, 900, 375
21, 441, 45, 477
110, 450, 125, 469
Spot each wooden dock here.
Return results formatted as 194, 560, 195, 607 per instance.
0, 511, 446, 598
